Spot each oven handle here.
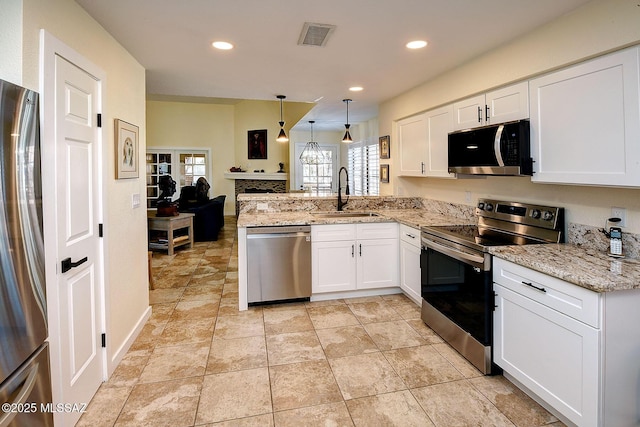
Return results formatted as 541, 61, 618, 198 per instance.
422, 238, 488, 270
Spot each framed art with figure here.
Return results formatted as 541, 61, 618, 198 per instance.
248, 129, 268, 159
380, 164, 389, 183
379, 135, 390, 159
115, 119, 139, 179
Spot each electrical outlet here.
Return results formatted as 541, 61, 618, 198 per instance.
465, 191, 472, 203
611, 206, 626, 227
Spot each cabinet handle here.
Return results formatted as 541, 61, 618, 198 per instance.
352, 244, 355, 257
421, 162, 425, 174
359, 244, 362, 256
477, 106, 482, 123
485, 105, 490, 122
405, 233, 416, 239
522, 281, 546, 293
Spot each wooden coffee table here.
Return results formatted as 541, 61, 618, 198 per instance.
147, 211, 195, 255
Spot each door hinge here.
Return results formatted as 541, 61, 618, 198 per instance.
101, 333, 106, 348
99, 223, 103, 237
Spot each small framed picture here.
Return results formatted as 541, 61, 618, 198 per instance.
379, 135, 390, 159
380, 164, 389, 183
248, 129, 268, 159
115, 119, 139, 179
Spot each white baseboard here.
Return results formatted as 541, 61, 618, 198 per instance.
107, 305, 152, 377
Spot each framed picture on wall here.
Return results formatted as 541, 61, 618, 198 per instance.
380, 164, 390, 183
248, 129, 268, 159
379, 135, 390, 159
115, 119, 139, 179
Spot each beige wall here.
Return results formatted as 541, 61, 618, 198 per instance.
233, 99, 313, 173
146, 100, 236, 215
379, 0, 640, 233
0, 0, 22, 84
146, 98, 313, 209
16, 0, 148, 375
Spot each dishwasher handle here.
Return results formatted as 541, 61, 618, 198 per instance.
246, 225, 311, 236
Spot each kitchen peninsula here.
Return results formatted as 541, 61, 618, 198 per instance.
236, 193, 476, 311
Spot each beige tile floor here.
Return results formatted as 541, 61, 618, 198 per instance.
78, 217, 565, 426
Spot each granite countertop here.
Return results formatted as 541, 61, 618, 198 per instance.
236, 208, 476, 229
489, 244, 640, 293
237, 206, 640, 294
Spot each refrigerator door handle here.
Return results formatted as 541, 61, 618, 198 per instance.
0, 363, 39, 427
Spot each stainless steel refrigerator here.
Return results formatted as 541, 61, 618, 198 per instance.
0, 79, 53, 427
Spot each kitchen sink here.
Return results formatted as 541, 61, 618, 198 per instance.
311, 211, 379, 218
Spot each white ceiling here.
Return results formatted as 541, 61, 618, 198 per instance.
76, 0, 591, 131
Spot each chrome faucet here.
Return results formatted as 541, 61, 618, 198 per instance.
337, 167, 350, 211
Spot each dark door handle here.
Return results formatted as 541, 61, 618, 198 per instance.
61, 257, 88, 273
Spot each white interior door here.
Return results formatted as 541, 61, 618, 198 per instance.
49, 53, 104, 426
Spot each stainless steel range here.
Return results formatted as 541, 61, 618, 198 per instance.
420, 199, 564, 374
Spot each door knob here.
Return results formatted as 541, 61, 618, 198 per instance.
61, 257, 88, 273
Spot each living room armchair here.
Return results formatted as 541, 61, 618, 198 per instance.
178, 182, 225, 241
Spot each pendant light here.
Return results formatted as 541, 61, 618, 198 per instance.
342, 99, 353, 143
299, 121, 325, 165
276, 95, 289, 142
299, 121, 326, 194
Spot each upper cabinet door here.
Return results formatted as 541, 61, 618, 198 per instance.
530, 46, 640, 187
485, 81, 529, 125
398, 113, 428, 176
425, 104, 455, 178
453, 94, 485, 130
453, 82, 529, 131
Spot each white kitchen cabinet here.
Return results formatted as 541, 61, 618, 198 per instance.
529, 46, 640, 187
398, 105, 454, 178
312, 223, 398, 294
493, 258, 640, 427
398, 113, 427, 176
425, 105, 455, 178
399, 224, 422, 304
453, 81, 529, 130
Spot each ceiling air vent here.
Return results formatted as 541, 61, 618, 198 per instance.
298, 22, 336, 47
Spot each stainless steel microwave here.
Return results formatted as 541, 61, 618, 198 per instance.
448, 119, 532, 176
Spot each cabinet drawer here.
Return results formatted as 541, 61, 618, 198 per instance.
399, 224, 420, 247
493, 258, 600, 328
356, 222, 398, 240
311, 224, 356, 242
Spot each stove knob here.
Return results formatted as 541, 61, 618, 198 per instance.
542, 211, 555, 221
477, 202, 485, 210
531, 209, 541, 219
485, 203, 494, 211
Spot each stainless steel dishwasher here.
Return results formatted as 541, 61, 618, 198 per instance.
246, 225, 311, 304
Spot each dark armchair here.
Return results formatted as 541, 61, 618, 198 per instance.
178, 182, 226, 241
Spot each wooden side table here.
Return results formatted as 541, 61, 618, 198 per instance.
147, 212, 195, 255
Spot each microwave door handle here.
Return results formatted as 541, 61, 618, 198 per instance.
494, 124, 505, 167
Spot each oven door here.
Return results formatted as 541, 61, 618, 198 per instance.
420, 238, 493, 346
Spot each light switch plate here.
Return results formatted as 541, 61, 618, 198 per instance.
132, 193, 141, 208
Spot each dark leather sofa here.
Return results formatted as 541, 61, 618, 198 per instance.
178, 186, 226, 241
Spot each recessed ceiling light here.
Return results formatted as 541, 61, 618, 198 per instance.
406, 40, 428, 49
349, 86, 363, 92
212, 41, 234, 50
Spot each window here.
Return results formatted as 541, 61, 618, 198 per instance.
348, 139, 379, 195
293, 143, 339, 194
146, 148, 210, 208
180, 153, 207, 187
